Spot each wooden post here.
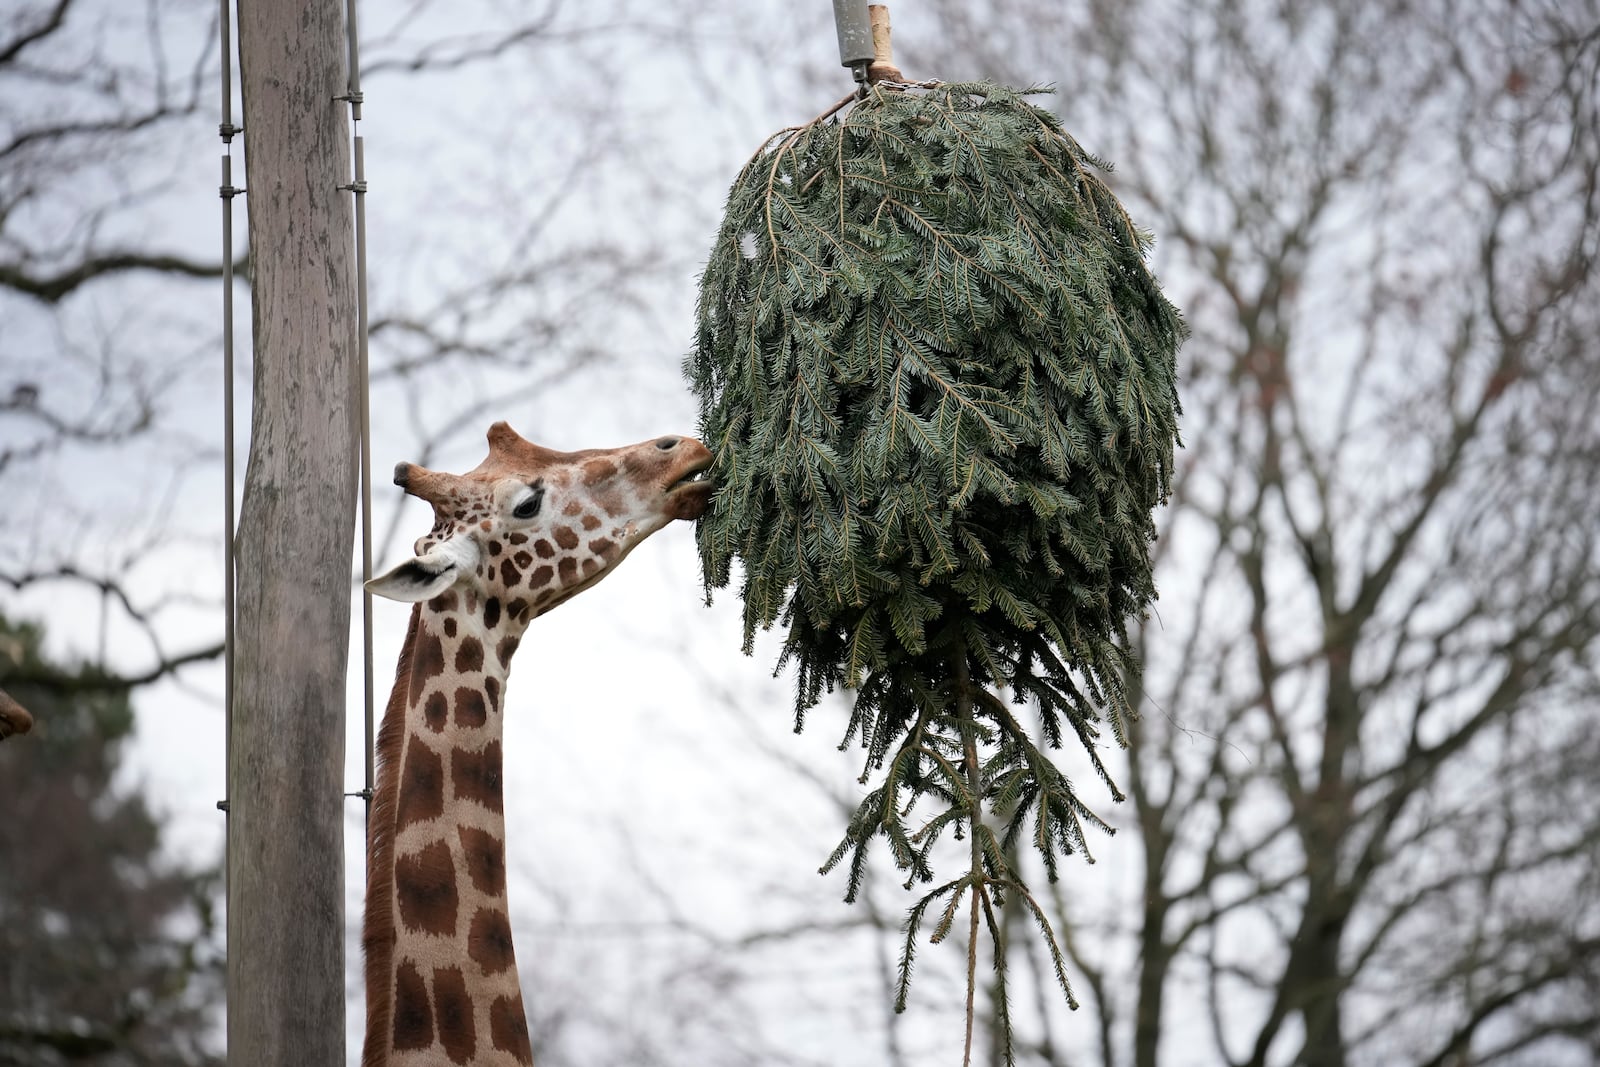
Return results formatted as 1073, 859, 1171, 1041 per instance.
229, 0, 358, 1062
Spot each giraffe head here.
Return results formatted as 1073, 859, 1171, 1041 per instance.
366, 421, 712, 625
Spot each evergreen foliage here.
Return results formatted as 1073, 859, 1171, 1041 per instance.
688, 80, 1182, 1052
0, 616, 221, 1066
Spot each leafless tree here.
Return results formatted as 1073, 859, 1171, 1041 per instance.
886, 1, 1600, 1064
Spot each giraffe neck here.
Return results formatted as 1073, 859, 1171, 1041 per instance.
364, 597, 533, 1067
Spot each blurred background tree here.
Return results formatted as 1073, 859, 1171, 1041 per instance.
891, 0, 1600, 1064
0, 615, 221, 1066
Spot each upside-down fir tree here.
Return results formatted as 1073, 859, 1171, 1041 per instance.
687, 78, 1182, 1060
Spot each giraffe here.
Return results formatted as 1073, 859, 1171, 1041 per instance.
361, 420, 712, 1067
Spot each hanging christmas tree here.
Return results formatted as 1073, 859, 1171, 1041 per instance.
687, 58, 1182, 1058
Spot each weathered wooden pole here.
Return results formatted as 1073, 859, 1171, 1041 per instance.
229, 0, 359, 1061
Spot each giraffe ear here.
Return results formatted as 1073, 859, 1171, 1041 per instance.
366, 533, 482, 602
365, 555, 459, 602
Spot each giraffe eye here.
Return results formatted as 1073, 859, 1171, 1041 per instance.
512, 485, 544, 520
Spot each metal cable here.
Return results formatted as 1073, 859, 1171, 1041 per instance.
337, 0, 377, 842
216, 0, 241, 1025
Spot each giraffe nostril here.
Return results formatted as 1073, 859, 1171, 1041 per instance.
655, 437, 680, 451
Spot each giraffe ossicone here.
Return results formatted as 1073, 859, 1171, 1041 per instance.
361, 421, 712, 1067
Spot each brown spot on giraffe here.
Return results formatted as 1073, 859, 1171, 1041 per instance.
580, 514, 602, 531
557, 557, 578, 584
533, 539, 555, 559
396, 742, 445, 828
395, 840, 457, 936
454, 687, 487, 729
409, 631, 445, 707
499, 559, 520, 587
391, 961, 434, 1050
581, 558, 600, 577
562, 499, 583, 517
483, 597, 501, 629
490, 993, 534, 1064
506, 532, 527, 546
582, 458, 618, 484
588, 537, 615, 557
455, 637, 483, 674
458, 826, 505, 897
467, 907, 515, 976
496, 635, 519, 667
432, 966, 477, 1064
512, 550, 532, 569
487, 539, 502, 557
452, 741, 503, 813
423, 691, 449, 733
527, 566, 553, 589
552, 526, 579, 550
484, 676, 500, 714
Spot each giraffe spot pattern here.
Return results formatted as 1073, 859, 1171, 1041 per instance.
391, 960, 434, 1050
513, 551, 532, 569
500, 559, 520, 587
528, 566, 553, 589
582, 459, 618, 486
458, 825, 505, 897
557, 557, 578, 584
483, 596, 501, 630
395, 840, 458, 936
396, 741, 445, 828
484, 676, 500, 713
432, 965, 477, 1064
588, 537, 615, 557
428, 592, 458, 613
455, 637, 483, 674
553, 526, 579, 550
487, 539, 502, 557
410, 631, 445, 707
506, 533, 527, 546
496, 636, 519, 667
490, 993, 533, 1064
423, 691, 449, 733
453, 741, 503, 813
468, 907, 516, 976
581, 559, 600, 577
581, 514, 602, 531
506, 598, 529, 622
443, 616, 457, 639
533, 539, 555, 559
454, 687, 487, 729
562, 500, 583, 516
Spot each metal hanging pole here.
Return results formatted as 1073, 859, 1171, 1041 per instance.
338, 0, 376, 837
831, 0, 875, 87
216, 0, 242, 1001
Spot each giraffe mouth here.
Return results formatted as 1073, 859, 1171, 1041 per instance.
667, 459, 713, 492
665, 457, 714, 519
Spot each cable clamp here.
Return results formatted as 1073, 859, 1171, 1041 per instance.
217, 799, 231, 812
219, 122, 242, 141
339, 181, 368, 194
345, 787, 374, 801
335, 91, 364, 105
220, 184, 245, 199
